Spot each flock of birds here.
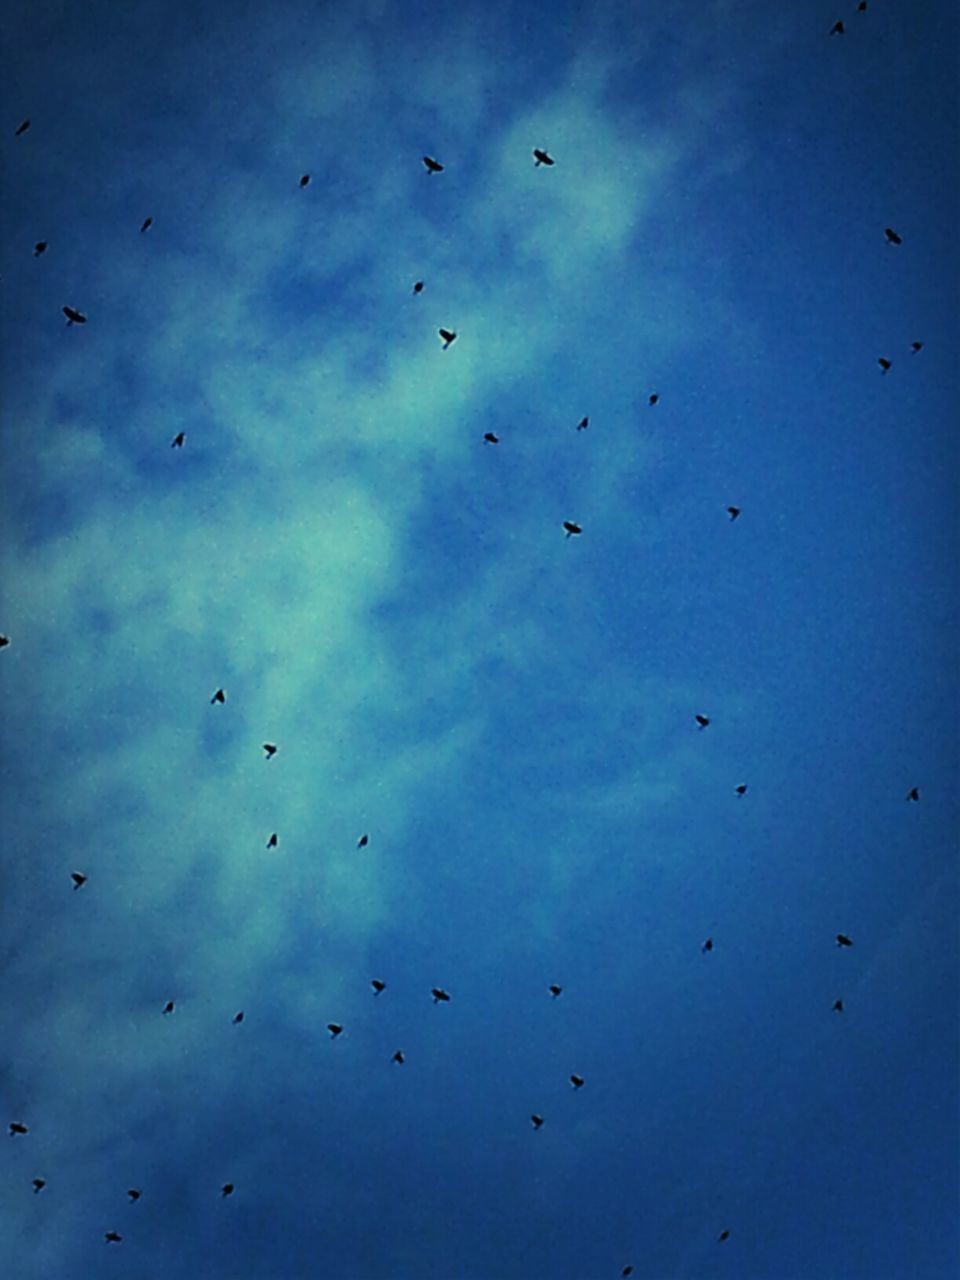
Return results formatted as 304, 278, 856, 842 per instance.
3, 7, 936, 1269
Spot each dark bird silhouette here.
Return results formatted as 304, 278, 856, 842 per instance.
577, 417, 589, 431
735, 784, 747, 796
648, 393, 659, 405
140, 217, 153, 233
371, 980, 386, 995
15, 120, 30, 136
34, 241, 47, 256
563, 521, 582, 538
211, 688, 225, 704
0, 636, 9, 647
171, 432, 185, 447
695, 714, 710, 729
127, 1189, 141, 1202
162, 1000, 175, 1015
221, 1184, 234, 1197
570, 1074, 584, 1089
531, 1114, 544, 1129
105, 1232, 122, 1243
884, 227, 902, 245
439, 328, 457, 349
392, 1050, 405, 1064
718, 1230, 730, 1243
836, 934, 853, 948
727, 506, 740, 521
622, 1269, 634, 1278
432, 988, 451, 1003
878, 357, 892, 373
71, 872, 87, 890
702, 937, 713, 953
63, 306, 87, 325
32, 1178, 45, 1193
299, 175, 310, 188
9, 1123, 28, 1136
833, 999, 844, 1012
263, 743, 277, 758
858, 1, 867, 10
423, 155, 443, 173
233, 1011, 244, 1024
830, 20, 844, 34
911, 341, 923, 353
906, 787, 920, 801
357, 833, 369, 848
533, 148, 555, 166
549, 984, 562, 998
483, 432, 499, 444
413, 280, 424, 294
327, 1023, 343, 1038
267, 833, 278, 849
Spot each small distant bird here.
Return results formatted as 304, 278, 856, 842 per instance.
171, 432, 185, 447
483, 432, 499, 444
127, 1189, 141, 1202
878, 357, 892, 373
911, 341, 923, 353
836, 934, 853, 948
422, 156, 443, 173
830, 20, 845, 35
884, 227, 902, 245
9, 1123, 27, 1136
695, 714, 710, 729
140, 217, 153, 233
371, 980, 386, 995
392, 1050, 405, 1064
570, 1074, 584, 1090
221, 1184, 234, 1197
263, 743, 277, 758
211, 688, 225, 704
32, 1178, 45, 1193
906, 787, 920, 801
413, 281, 424, 294
299, 174, 310, 188
63, 306, 87, 325
833, 999, 844, 1012
531, 1114, 544, 1129
533, 148, 554, 166
432, 988, 451, 1003
105, 1232, 122, 1243
563, 521, 582, 538
0, 636, 9, 647
857, 1, 867, 10
162, 1000, 175, 1015
549, 984, 562, 998
702, 937, 713, 953
577, 416, 589, 431
233, 1011, 244, 1024
727, 506, 740, 521
34, 241, 47, 256
357, 834, 369, 848
266, 833, 278, 849
622, 1269, 634, 1278
735, 784, 747, 796
648, 393, 659, 405
328, 1023, 343, 1039
71, 872, 87, 890
718, 1230, 730, 1243
15, 120, 30, 136
439, 328, 457, 349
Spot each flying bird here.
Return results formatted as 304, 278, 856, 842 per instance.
735, 784, 747, 796
422, 155, 443, 173
140, 217, 153, 233
127, 1189, 141, 1202
858, 1, 867, 10
833, 999, 844, 1012
299, 174, 310, 188
439, 328, 457, 349
34, 241, 47, 256
836, 934, 853, 948
63, 306, 87, 325
884, 227, 902, 245
9, 1123, 27, 1136
878, 357, 892, 373
830, 20, 844, 35
483, 432, 499, 444
357, 834, 369, 848
267, 833, 278, 848
233, 1011, 244, 1024
171, 432, 185, 447
727, 506, 741, 521
531, 1114, 544, 1129
32, 1179, 45, 1194
718, 1230, 730, 1243
563, 521, 582, 538
413, 281, 424, 294
431, 988, 451, 1003
263, 743, 277, 758
911, 341, 923, 353
695, 714, 710, 729
577, 417, 589, 431
533, 148, 554, 166
211, 688, 225, 704
371, 980, 386, 995
906, 787, 920, 801
71, 872, 87, 890
570, 1074, 584, 1090
162, 1000, 175, 1015
327, 1023, 343, 1038
104, 1232, 122, 1244
623, 1269, 634, 1278
702, 937, 714, 953
648, 393, 659, 405
15, 120, 30, 136
221, 1184, 234, 1197
392, 1050, 405, 1064
0, 636, 9, 648
549, 984, 562, 998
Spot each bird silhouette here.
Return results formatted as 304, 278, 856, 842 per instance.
413, 280, 424, 294
221, 1184, 234, 1197
71, 872, 87, 890
233, 1011, 244, 1024
648, 393, 659, 405
695, 714, 710, 729
9, 1123, 27, 1136
15, 120, 30, 136
727, 506, 741, 520
162, 1000, 175, 1015
735, 784, 747, 796
622, 1269, 634, 1278
858, 1, 867, 10
531, 1114, 544, 1129
392, 1050, 405, 1064
836, 934, 853, 948
140, 217, 153, 233
0, 636, 9, 648
878, 357, 892, 373
702, 937, 714, 953
549, 984, 562, 998
439, 328, 457, 349
577, 416, 589, 431
911, 341, 923, 353
830, 20, 844, 34
299, 174, 310, 188
563, 521, 582, 538
105, 1232, 122, 1243
570, 1074, 584, 1089
884, 227, 902, 245
357, 834, 369, 848
127, 1189, 141, 1202
718, 1230, 730, 1243
833, 999, 844, 1012
483, 432, 499, 444
328, 1023, 343, 1038
906, 787, 920, 801
533, 148, 555, 166
263, 743, 277, 758
266, 833, 278, 849
171, 432, 185, 447
34, 241, 47, 257
63, 306, 87, 325
32, 1178, 45, 1193
211, 689, 225, 704
371, 980, 386, 995
423, 156, 444, 173
432, 988, 451, 1003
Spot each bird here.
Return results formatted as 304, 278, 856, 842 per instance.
830, 20, 844, 34
171, 432, 185, 447
0, 636, 9, 648
836, 934, 853, 948
9, 1123, 27, 1136
648, 393, 659, 405
735, 784, 747, 796
140, 217, 153, 233
266, 833, 278, 849
221, 1184, 234, 1197
413, 280, 424, 293
483, 432, 499, 444
833, 999, 844, 1012
563, 521, 582, 538
162, 1000, 175, 1015
422, 155, 443, 173
63, 306, 87, 325
71, 872, 87, 890
533, 148, 555, 166
531, 1114, 544, 1129
906, 787, 920, 801
391, 1050, 405, 1064
432, 988, 451, 1003
263, 743, 277, 758
439, 328, 457, 349
299, 174, 310, 188
857, 1, 867, 10
911, 341, 923, 353
327, 1023, 343, 1039
357, 834, 369, 848
884, 227, 902, 245
15, 120, 30, 136
878, 357, 892, 373
695, 714, 710, 729
727, 506, 741, 521
622, 1269, 634, 1278
233, 1011, 244, 1024
127, 1189, 141, 1202
718, 1230, 730, 1243
32, 1178, 45, 1193
577, 416, 589, 431
702, 937, 714, 953
211, 688, 225, 704
570, 1074, 584, 1090
549, 984, 562, 998
371, 980, 386, 995
104, 1232, 123, 1244
34, 241, 47, 256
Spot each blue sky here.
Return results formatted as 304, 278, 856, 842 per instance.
2, 1, 957, 1277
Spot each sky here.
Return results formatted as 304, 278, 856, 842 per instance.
1, 1, 958, 1277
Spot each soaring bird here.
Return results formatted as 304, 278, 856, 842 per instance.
483, 432, 499, 444
857, 1, 867, 9
413, 280, 424, 294
105, 1232, 123, 1244
836, 934, 853, 948
221, 1184, 234, 1197
648, 393, 659, 405
531, 1114, 544, 1129
71, 872, 87, 890
833, 999, 844, 1012
211, 688, 225, 704
328, 1023, 343, 1039
0, 636, 9, 648
830, 20, 844, 35
33, 1178, 46, 1193
439, 328, 457, 349
171, 432, 185, 447
140, 217, 153, 233
727, 506, 741, 521
423, 156, 444, 173
577, 417, 589, 431
299, 174, 310, 188
570, 1074, 584, 1090
263, 743, 277, 758
718, 1230, 730, 1243
911, 341, 923, 353
63, 306, 87, 325
163, 1000, 175, 1015
34, 241, 47, 256
702, 937, 714, 953
357, 834, 369, 848
695, 714, 710, 729
878, 357, 892, 373
563, 521, 582, 538
127, 1189, 141, 1202
431, 988, 451, 1003
15, 120, 30, 136
735, 784, 748, 796
622, 1269, 634, 1278
906, 787, 920, 801
392, 1050, 405, 1064
266, 833, 278, 849
549, 984, 562, 998
233, 1011, 244, 1024
533, 148, 554, 166
371, 980, 386, 995
9, 1123, 28, 1136
884, 227, 902, 245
